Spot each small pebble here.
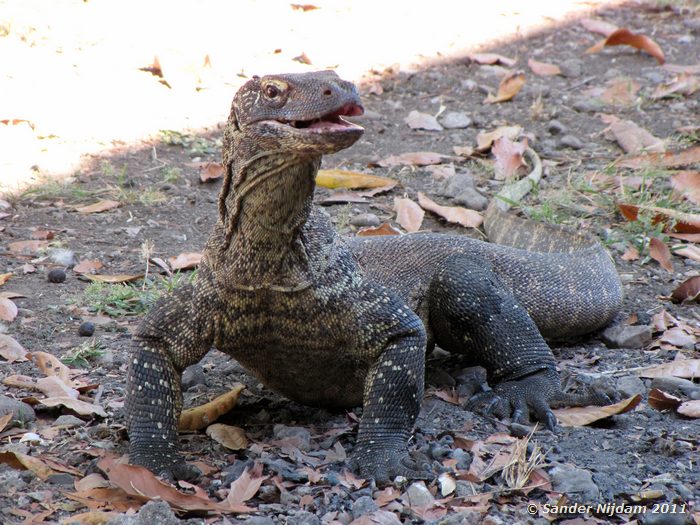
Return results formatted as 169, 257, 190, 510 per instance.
47, 268, 66, 283
547, 119, 567, 135
78, 321, 95, 337
558, 135, 584, 150
350, 213, 381, 228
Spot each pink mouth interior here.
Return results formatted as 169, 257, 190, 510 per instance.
306, 103, 364, 131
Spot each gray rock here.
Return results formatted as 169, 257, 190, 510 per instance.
350, 213, 381, 228
453, 187, 488, 211
404, 481, 434, 508
547, 119, 567, 135
245, 518, 276, 525
181, 363, 206, 391
641, 513, 688, 525
105, 500, 189, 525
440, 111, 472, 129
452, 448, 472, 470
684, 17, 700, 32
602, 324, 652, 349
272, 424, 312, 451
559, 58, 583, 78
438, 510, 481, 525
460, 79, 478, 91
0, 470, 27, 493
550, 464, 599, 502
558, 135, 584, 150
352, 495, 379, 518
0, 395, 36, 426
573, 98, 605, 113
454, 480, 475, 498
288, 511, 321, 525
651, 376, 700, 399
616, 376, 646, 398
481, 517, 504, 525
54, 415, 85, 428
439, 172, 476, 199
47, 473, 75, 486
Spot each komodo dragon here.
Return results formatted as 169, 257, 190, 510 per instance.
125, 70, 623, 484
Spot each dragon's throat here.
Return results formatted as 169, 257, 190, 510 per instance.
220, 158, 320, 282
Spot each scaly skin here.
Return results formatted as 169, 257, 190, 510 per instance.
125, 70, 623, 484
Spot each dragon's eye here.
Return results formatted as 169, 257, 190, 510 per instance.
264, 84, 280, 99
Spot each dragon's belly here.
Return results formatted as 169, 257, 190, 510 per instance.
216, 288, 370, 408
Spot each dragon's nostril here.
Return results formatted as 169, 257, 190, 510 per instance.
323, 89, 332, 96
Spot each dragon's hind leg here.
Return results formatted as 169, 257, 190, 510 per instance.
427, 255, 612, 428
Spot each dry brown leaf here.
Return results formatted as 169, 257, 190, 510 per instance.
393, 197, 424, 233
673, 243, 700, 263
59, 510, 118, 524
648, 388, 682, 411
0, 297, 18, 322
168, 252, 202, 271
425, 164, 456, 179
417, 192, 483, 228
74, 473, 112, 492
7, 240, 49, 256
227, 461, 266, 507
453, 145, 475, 157
83, 274, 143, 283
617, 145, 700, 169
37, 376, 79, 399
637, 359, 700, 378
527, 58, 561, 76
206, 423, 248, 450
553, 394, 642, 426
585, 28, 665, 64
476, 126, 522, 152
678, 400, 700, 418
621, 245, 640, 261
484, 71, 526, 104
0, 273, 11, 286
663, 63, 700, 74
670, 233, 700, 242
492, 137, 527, 180
98, 456, 253, 513
199, 162, 225, 182
404, 110, 443, 131
617, 203, 700, 234
580, 18, 618, 36
377, 151, 454, 167
652, 74, 700, 99
671, 276, 700, 304
599, 77, 641, 106
179, 383, 245, 431
671, 171, 700, 206
76, 200, 120, 214
317, 170, 396, 190
73, 260, 104, 275
649, 238, 674, 273
0, 413, 13, 433
30, 229, 54, 240
0, 335, 28, 362
468, 53, 516, 66
63, 487, 144, 513
29, 351, 73, 383
356, 223, 401, 237
660, 327, 696, 347
41, 397, 107, 417
606, 119, 664, 154
0, 451, 57, 480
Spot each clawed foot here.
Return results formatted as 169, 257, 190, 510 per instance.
129, 453, 202, 483
468, 368, 618, 431
349, 445, 432, 486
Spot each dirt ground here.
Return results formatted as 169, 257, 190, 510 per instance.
1, 2, 699, 524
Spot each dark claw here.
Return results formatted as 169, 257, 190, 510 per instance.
543, 411, 557, 431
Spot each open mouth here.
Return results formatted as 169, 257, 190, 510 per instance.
279, 103, 364, 132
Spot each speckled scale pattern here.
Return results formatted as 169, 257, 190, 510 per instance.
124, 71, 623, 483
